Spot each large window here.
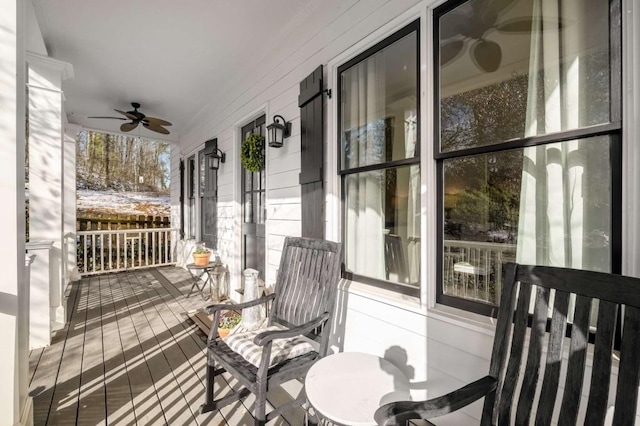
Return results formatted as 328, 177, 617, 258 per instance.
339, 20, 421, 295
435, 0, 621, 315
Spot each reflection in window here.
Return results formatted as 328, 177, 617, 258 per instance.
439, 0, 611, 153
443, 138, 612, 305
435, 0, 620, 315
341, 31, 418, 169
339, 20, 420, 292
345, 166, 421, 285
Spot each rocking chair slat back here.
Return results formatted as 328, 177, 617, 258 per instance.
585, 300, 617, 424
613, 306, 640, 423
486, 264, 640, 425
270, 237, 342, 330
558, 294, 591, 425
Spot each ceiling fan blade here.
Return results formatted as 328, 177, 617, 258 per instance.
472, 40, 502, 72
120, 122, 139, 132
143, 122, 170, 135
88, 116, 127, 120
114, 109, 138, 121
143, 116, 172, 126
440, 40, 465, 66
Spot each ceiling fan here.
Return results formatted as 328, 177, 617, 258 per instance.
440, 0, 565, 73
89, 102, 172, 135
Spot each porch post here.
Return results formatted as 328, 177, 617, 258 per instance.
26, 52, 74, 335
0, 0, 30, 424
64, 124, 81, 286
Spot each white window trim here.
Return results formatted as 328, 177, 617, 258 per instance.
622, 0, 640, 278
326, 4, 431, 308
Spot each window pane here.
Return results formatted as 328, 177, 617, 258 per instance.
341, 32, 418, 169
188, 158, 196, 199
345, 165, 420, 285
443, 136, 612, 305
199, 152, 205, 198
439, 0, 610, 153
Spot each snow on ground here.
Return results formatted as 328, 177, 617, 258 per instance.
77, 190, 170, 217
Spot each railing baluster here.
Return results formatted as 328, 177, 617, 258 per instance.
116, 232, 120, 270
100, 234, 104, 272
164, 230, 168, 264
82, 235, 87, 274
91, 234, 96, 274
138, 231, 142, 268
144, 232, 148, 266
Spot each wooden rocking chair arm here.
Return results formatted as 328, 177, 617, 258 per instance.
253, 313, 330, 346
374, 375, 497, 425
203, 293, 276, 315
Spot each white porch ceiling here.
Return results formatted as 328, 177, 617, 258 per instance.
31, 0, 319, 144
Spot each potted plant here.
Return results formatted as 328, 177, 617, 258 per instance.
240, 133, 265, 172
217, 311, 241, 338
192, 243, 212, 266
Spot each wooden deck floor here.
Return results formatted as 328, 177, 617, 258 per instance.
28, 267, 305, 426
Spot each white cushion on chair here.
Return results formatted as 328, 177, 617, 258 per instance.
223, 324, 315, 368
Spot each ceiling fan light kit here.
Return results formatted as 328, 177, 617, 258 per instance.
89, 102, 172, 135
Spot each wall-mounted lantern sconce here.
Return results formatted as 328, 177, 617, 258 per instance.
208, 148, 226, 170
267, 115, 291, 148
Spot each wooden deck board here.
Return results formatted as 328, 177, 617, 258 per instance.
47, 274, 90, 425
100, 273, 136, 426
29, 266, 307, 425
77, 275, 107, 425
30, 280, 81, 425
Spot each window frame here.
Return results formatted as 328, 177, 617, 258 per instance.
433, 0, 623, 317
337, 19, 421, 296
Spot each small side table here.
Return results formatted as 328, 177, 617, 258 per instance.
186, 262, 226, 301
305, 352, 410, 425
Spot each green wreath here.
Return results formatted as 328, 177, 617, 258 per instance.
240, 133, 265, 172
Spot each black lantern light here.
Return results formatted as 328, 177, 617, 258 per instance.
208, 148, 226, 170
267, 115, 291, 148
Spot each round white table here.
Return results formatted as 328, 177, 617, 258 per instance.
305, 352, 410, 425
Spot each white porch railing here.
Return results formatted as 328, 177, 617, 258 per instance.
443, 240, 517, 305
77, 228, 177, 276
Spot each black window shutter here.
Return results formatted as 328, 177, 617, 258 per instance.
298, 65, 324, 239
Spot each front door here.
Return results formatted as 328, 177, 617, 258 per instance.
241, 116, 266, 279
200, 139, 218, 249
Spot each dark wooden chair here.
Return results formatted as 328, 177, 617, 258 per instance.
375, 263, 640, 425
200, 237, 342, 425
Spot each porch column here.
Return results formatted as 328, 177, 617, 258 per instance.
27, 52, 74, 334
0, 0, 29, 424
64, 124, 81, 286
